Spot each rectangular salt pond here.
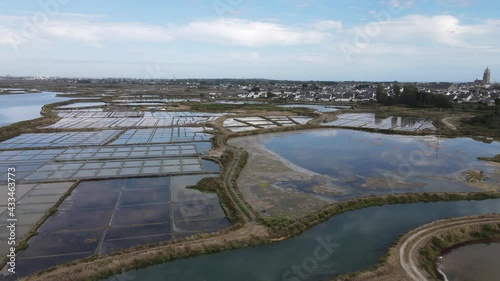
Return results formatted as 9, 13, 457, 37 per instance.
323, 113, 436, 132
0, 182, 75, 258
236, 117, 268, 122
56, 111, 144, 118
0, 143, 218, 183
111, 127, 212, 145
226, 126, 255, 132
223, 116, 312, 131
45, 115, 220, 129
0, 130, 121, 149
9, 176, 230, 278
24, 158, 217, 182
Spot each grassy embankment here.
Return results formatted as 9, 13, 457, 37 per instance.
478, 154, 500, 163
209, 133, 261, 220
259, 192, 500, 238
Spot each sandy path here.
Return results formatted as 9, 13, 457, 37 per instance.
442, 117, 457, 130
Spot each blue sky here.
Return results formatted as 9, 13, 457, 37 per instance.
0, 0, 498, 82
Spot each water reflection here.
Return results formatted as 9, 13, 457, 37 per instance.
323, 113, 436, 131
373, 114, 424, 129
262, 129, 500, 199
105, 199, 500, 281
0, 92, 70, 126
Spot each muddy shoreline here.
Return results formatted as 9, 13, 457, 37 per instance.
228, 134, 338, 218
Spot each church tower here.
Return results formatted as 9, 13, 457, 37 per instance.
483, 67, 491, 85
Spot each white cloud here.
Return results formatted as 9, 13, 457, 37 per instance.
179, 18, 332, 46
2, 12, 496, 52
344, 14, 499, 49
44, 21, 174, 45
309, 20, 343, 31
0, 26, 22, 46
0, 15, 335, 48
0, 12, 499, 81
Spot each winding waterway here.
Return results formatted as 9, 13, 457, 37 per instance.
106, 199, 500, 281
0, 92, 70, 127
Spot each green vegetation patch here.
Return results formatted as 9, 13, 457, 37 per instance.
478, 154, 500, 163
265, 192, 500, 238
258, 181, 270, 188
187, 177, 221, 192
375, 84, 453, 108
460, 106, 500, 138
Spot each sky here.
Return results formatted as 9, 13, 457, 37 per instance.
0, 0, 499, 82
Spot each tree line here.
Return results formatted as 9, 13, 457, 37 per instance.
376, 83, 453, 108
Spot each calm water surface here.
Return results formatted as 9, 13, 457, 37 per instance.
439, 242, 500, 281
0, 92, 70, 126
106, 199, 500, 281
263, 129, 500, 199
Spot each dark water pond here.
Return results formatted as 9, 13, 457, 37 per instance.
439, 242, 500, 281
1, 176, 230, 280
105, 199, 500, 281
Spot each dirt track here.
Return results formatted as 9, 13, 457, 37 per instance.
441, 117, 457, 130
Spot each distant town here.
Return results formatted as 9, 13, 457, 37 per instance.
1, 68, 497, 106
